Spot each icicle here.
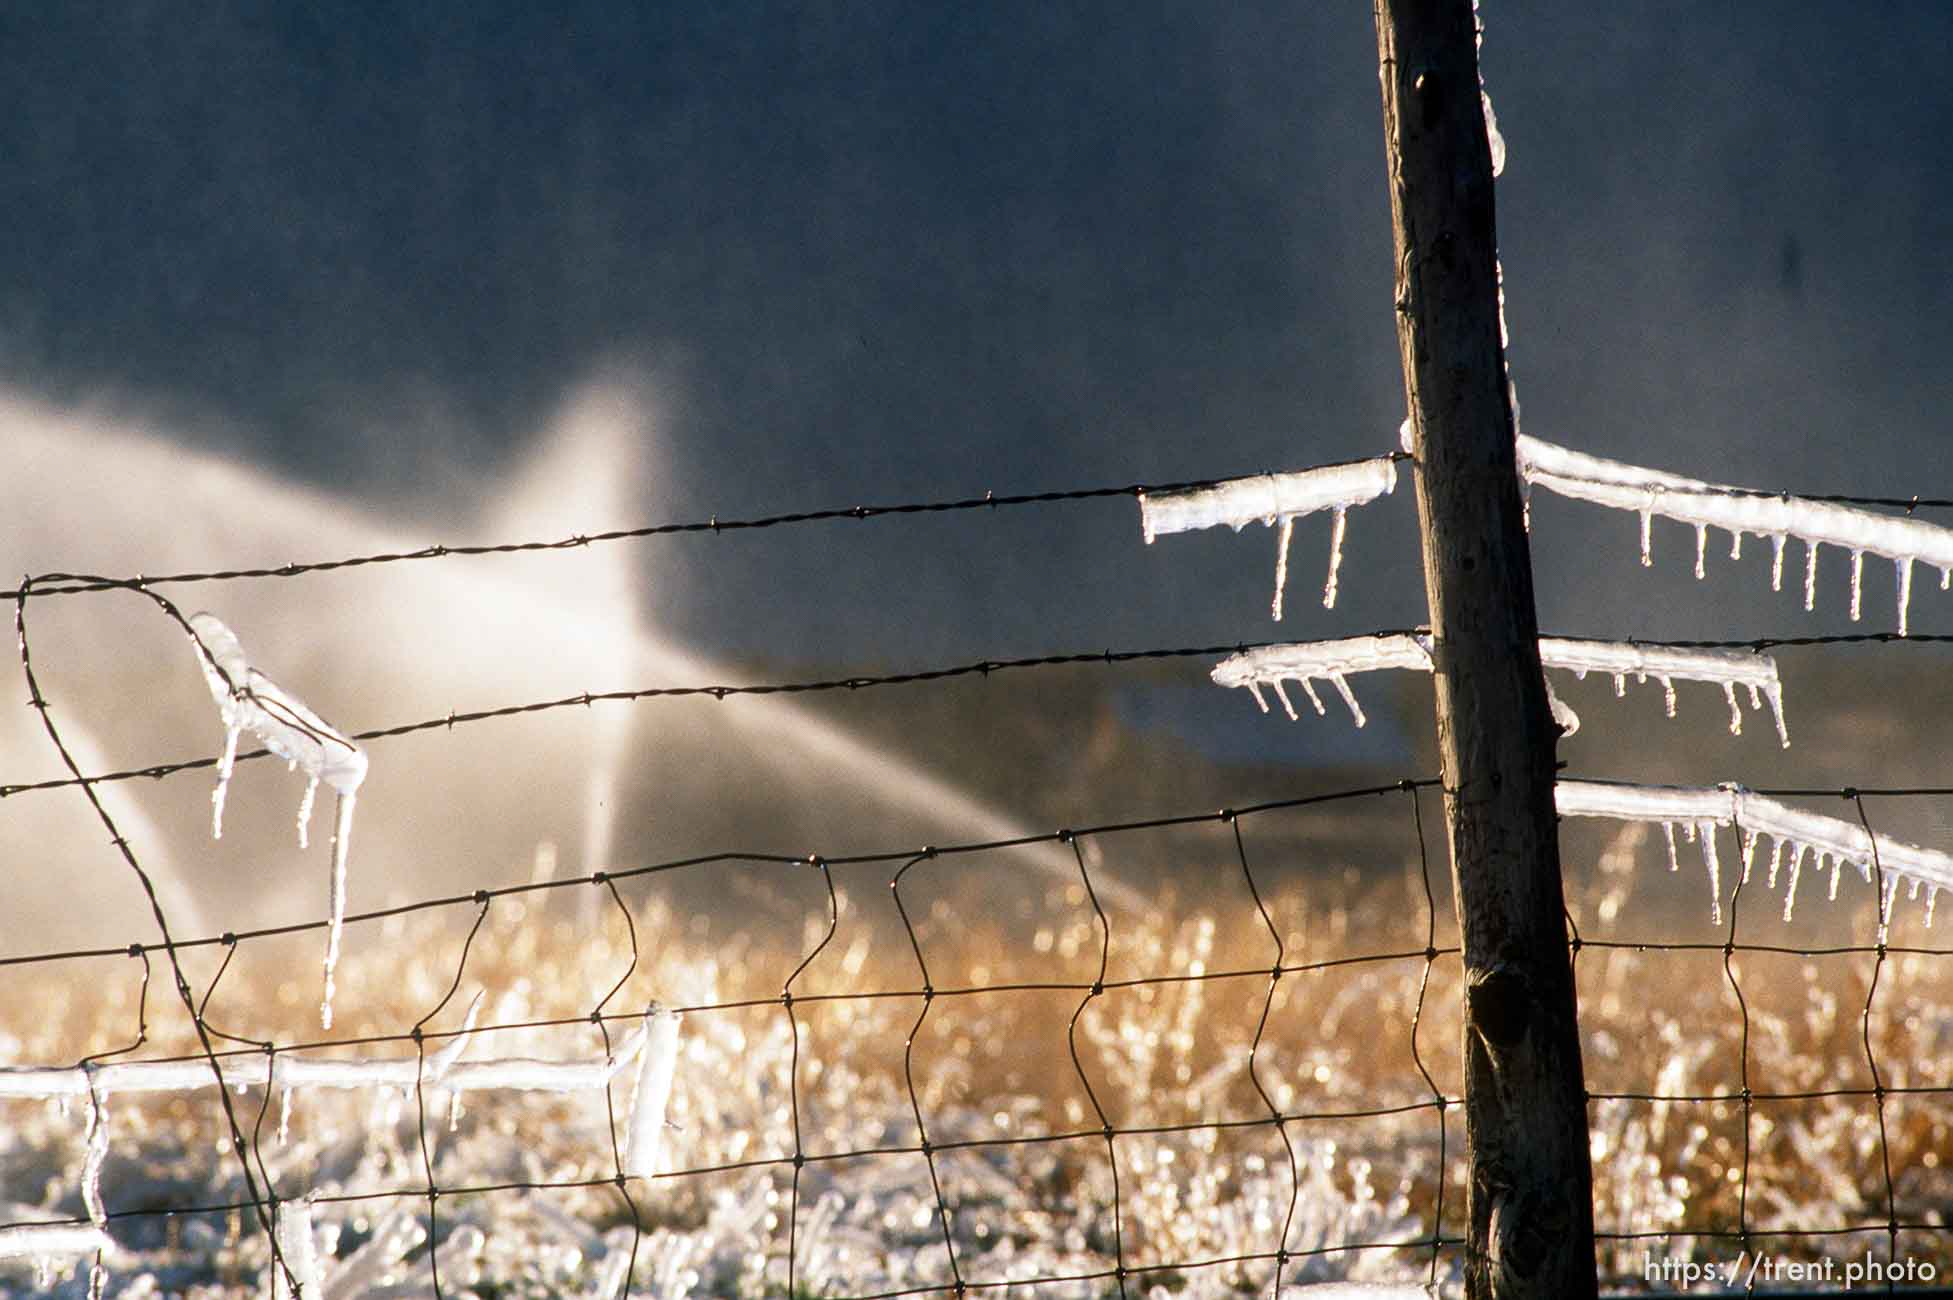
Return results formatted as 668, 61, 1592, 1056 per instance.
1700, 821, 1722, 925
1693, 523, 1708, 579
1328, 673, 1366, 727
1731, 529, 1744, 560
321, 792, 356, 1030
1298, 679, 1328, 716
1764, 681, 1790, 749
1942, 566, 1951, 591
1804, 542, 1820, 611
1827, 854, 1843, 902
278, 1087, 293, 1145
1269, 681, 1300, 722
1897, 556, 1915, 638
212, 721, 241, 839
1662, 822, 1679, 873
1740, 830, 1759, 884
1771, 535, 1787, 591
1657, 676, 1676, 717
1880, 874, 1900, 943
1927, 886, 1939, 928
448, 1090, 464, 1133
1323, 507, 1348, 609
1638, 506, 1654, 567
626, 1006, 681, 1180
269, 1195, 323, 1300
81, 1085, 109, 1228
1766, 838, 1786, 889
1783, 843, 1809, 922
295, 775, 319, 850
1849, 549, 1865, 621
1721, 682, 1742, 735
1244, 682, 1271, 714
1272, 516, 1295, 622
1611, 672, 1627, 698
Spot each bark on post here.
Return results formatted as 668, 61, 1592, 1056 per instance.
1371, 2, 1597, 1296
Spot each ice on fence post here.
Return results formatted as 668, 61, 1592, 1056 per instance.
625, 1005, 681, 1181
187, 613, 368, 1029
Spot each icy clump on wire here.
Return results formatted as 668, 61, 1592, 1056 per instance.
1138, 458, 1398, 620
625, 1005, 681, 1180
1516, 436, 1953, 636
1212, 635, 1430, 729
1557, 780, 1953, 932
1212, 634, 1786, 744
187, 613, 368, 1029
1539, 637, 1786, 746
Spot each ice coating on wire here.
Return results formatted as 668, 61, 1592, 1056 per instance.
1517, 436, 1953, 636
1556, 779, 1952, 932
1212, 634, 1787, 743
1137, 458, 1398, 619
187, 613, 368, 1029
1538, 638, 1787, 746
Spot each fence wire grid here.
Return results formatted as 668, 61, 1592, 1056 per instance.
5, 473, 1953, 1298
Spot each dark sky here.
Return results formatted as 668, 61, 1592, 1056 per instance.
6, 2, 1953, 659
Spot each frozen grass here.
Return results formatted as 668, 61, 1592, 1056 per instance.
3, 824, 1950, 1297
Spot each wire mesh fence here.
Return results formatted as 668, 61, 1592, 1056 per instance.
5, 472, 1953, 1297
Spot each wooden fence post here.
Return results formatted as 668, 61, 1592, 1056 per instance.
1371, 2, 1597, 1295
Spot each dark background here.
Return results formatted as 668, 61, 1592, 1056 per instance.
8, 4, 1950, 642
5, 4, 1952, 948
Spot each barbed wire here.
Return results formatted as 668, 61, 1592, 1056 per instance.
0, 473, 1261, 605
9, 626, 1953, 805
10, 442, 1951, 606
